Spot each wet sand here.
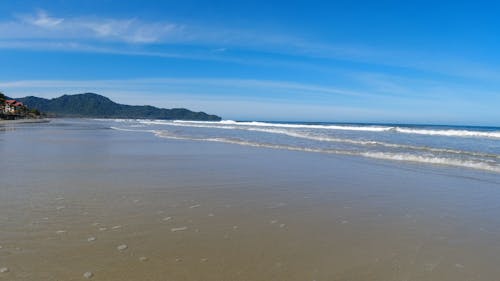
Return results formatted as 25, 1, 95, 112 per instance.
0, 118, 50, 125
1, 119, 500, 281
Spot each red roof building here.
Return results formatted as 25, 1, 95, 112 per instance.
2, 99, 24, 114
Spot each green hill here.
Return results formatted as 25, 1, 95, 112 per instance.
16, 93, 221, 121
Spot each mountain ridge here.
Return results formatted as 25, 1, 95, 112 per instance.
15, 93, 221, 121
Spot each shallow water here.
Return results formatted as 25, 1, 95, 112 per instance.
109, 119, 500, 173
1, 119, 500, 281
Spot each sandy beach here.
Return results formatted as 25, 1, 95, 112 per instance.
1, 119, 499, 281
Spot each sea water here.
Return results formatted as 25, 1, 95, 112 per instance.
108, 119, 500, 173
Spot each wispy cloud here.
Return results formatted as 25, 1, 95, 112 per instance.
0, 77, 364, 99
0, 77, 411, 121
1, 77, 498, 123
1, 10, 500, 83
22, 9, 64, 28
4, 9, 184, 43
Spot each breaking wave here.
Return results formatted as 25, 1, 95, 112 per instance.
150, 130, 500, 173
172, 120, 500, 139
109, 125, 500, 173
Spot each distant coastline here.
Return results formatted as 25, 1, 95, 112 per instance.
16, 93, 221, 121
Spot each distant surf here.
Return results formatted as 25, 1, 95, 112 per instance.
106, 119, 500, 173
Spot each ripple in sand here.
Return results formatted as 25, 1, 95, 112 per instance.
56, 230, 67, 234
232, 225, 238, 230
99, 227, 107, 231
111, 225, 122, 230
0, 267, 9, 273
200, 258, 208, 263
117, 244, 128, 251
56, 206, 65, 210
87, 237, 96, 242
270, 220, 277, 224
279, 223, 286, 228
171, 226, 188, 232
208, 213, 214, 217
139, 256, 148, 262
189, 204, 201, 209
83, 271, 93, 279
162, 216, 172, 222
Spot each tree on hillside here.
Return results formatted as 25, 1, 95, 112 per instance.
0, 92, 6, 103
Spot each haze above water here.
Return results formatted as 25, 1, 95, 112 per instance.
1, 119, 500, 281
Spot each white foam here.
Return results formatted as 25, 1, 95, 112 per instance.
362, 152, 500, 173
131, 121, 499, 158
171, 120, 391, 132
167, 120, 500, 139
153, 131, 500, 173
111, 124, 500, 173
394, 127, 500, 139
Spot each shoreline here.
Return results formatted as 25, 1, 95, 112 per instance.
0, 118, 50, 125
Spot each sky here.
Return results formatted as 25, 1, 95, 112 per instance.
1, 0, 499, 125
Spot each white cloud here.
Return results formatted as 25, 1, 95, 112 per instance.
0, 77, 364, 98
8, 10, 184, 43
22, 9, 64, 28
1, 10, 500, 83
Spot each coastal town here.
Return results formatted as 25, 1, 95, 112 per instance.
0, 92, 41, 120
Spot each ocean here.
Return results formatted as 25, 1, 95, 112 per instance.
109, 119, 500, 174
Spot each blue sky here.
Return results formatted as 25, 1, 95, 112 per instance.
1, 0, 499, 125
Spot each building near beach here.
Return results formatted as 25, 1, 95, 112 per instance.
2, 100, 24, 114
